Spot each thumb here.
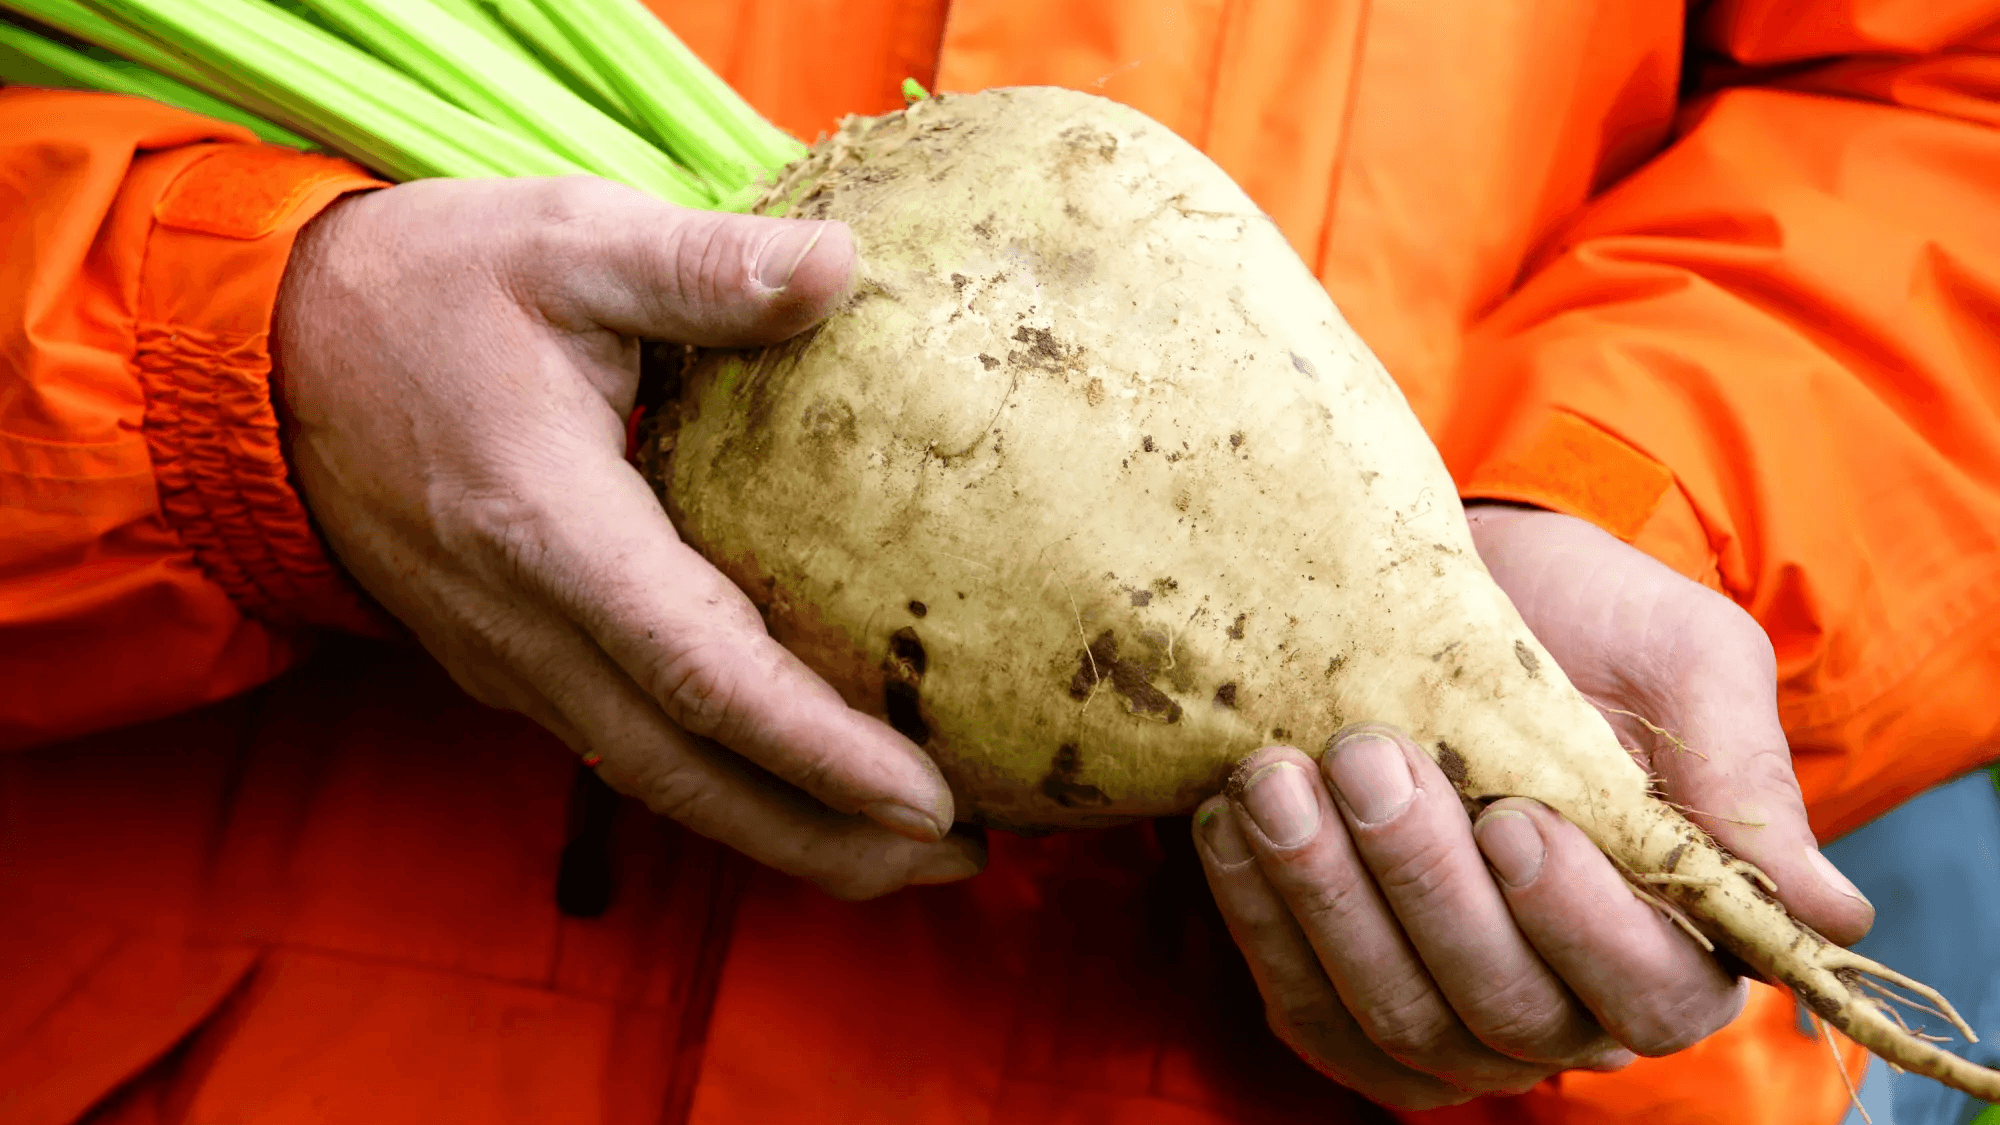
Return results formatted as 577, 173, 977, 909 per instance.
1638, 610, 1875, 947
522, 178, 857, 347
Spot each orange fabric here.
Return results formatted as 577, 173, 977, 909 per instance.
153, 144, 368, 240
0, 89, 385, 751
0, 645, 742, 1125
644, 0, 949, 143
8, 2, 2000, 1125
1457, 412, 1676, 543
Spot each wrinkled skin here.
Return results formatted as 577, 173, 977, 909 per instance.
272, 177, 983, 900
1194, 505, 1875, 1108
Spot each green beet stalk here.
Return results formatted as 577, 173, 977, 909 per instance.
411, 0, 652, 136
514, 0, 803, 196
287, 0, 710, 204
5, 0, 296, 130
7, 0, 592, 182
476, 0, 643, 132
0, 14, 312, 147
1, 0, 807, 209
408, 0, 536, 65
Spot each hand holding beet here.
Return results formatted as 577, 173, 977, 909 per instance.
1193, 506, 1875, 1108
270, 176, 983, 900
262, 89, 1992, 1103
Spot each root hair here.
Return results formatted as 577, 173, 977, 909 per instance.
1813, 1013, 1870, 1125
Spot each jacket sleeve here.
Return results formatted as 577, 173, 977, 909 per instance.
0, 88, 387, 752
1443, 25, 2000, 838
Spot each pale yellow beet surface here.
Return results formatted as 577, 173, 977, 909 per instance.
655, 86, 1650, 840
647, 88, 2000, 1100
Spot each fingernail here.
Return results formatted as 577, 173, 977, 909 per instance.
863, 800, 943, 844
1475, 810, 1546, 887
1238, 761, 1321, 848
1807, 848, 1872, 909
755, 221, 829, 289
1325, 733, 1415, 824
1198, 802, 1255, 865
911, 840, 984, 884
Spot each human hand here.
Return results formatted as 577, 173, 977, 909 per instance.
272, 177, 983, 900
1191, 504, 1873, 1108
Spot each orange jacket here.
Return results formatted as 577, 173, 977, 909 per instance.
5, 1, 1995, 1123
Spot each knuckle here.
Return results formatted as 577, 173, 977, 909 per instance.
630, 759, 715, 827
1443, 969, 1580, 1060
650, 643, 745, 742
678, 211, 727, 280
1359, 982, 1463, 1065
1713, 601, 1777, 669
433, 485, 549, 575
1464, 993, 1576, 1060
1265, 989, 1347, 1049
641, 621, 787, 748
672, 212, 755, 310
524, 176, 619, 234
1369, 835, 1458, 906
1282, 870, 1377, 933
1678, 592, 1776, 678
511, 178, 625, 307
1623, 984, 1738, 1057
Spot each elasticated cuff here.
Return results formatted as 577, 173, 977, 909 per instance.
129, 141, 392, 634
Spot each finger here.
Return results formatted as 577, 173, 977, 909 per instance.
514, 178, 856, 347
1474, 798, 1743, 1056
1223, 746, 1561, 1091
1192, 798, 1470, 1110
1631, 601, 1874, 946
1314, 730, 1615, 1066
474, 593, 981, 899
476, 438, 958, 842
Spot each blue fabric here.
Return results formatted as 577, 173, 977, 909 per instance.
1828, 770, 2000, 1125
